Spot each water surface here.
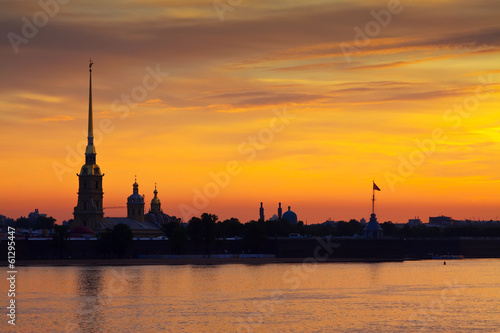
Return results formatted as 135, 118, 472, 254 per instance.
2, 259, 499, 332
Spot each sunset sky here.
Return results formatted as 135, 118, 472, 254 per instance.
1, 0, 499, 224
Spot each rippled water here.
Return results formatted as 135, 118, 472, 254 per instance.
2, 259, 500, 332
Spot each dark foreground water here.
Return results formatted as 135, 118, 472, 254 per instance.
2, 259, 499, 332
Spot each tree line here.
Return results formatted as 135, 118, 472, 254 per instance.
6, 216, 56, 230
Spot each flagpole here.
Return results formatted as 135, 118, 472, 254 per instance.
372, 180, 375, 215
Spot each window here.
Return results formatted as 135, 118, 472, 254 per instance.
83, 201, 87, 210
132, 209, 135, 215
95, 182, 99, 189
83, 181, 87, 189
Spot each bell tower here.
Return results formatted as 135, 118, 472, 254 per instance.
73, 59, 104, 230
127, 176, 145, 222
149, 183, 162, 213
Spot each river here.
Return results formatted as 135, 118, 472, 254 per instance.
2, 259, 499, 332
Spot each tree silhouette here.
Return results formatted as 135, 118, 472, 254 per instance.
201, 213, 218, 254
97, 223, 134, 258
52, 224, 70, 259
187, 216, 204, 253
218, 217, 243, 239
162, 218, 187, 254
35, 216, 56, 230
16, 217, 32, 229
187, 213, 218, 254
381, 221, 397, 236
243, 221, 268, 253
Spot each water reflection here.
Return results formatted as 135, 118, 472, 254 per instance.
77, 269, 104, 296
368, 262, 381, 284
7, 260, 500, 332
126, 268, 144, 296
75, 269, 104, 333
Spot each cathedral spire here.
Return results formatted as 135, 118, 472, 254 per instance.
85, 59, 97, 165
88, 58, 94, 146
73, 58, 104, 230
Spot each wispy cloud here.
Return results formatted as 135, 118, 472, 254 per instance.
39, 115, 75, 122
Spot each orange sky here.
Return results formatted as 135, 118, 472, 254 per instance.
1, 0, 499, 224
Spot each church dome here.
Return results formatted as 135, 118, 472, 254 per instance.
128, 193, 144, 203
282, 206, 298, 224
127, 177, 144, 203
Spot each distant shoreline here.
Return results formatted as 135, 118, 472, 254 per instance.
10, 257, 410, 267
4, 238, 499, 265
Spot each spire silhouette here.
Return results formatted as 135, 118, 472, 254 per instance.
84, 58, 97, 165
88, 58, 94, 145
73, 58, 104, 229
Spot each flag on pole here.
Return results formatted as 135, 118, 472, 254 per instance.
373, 183, 381, 191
